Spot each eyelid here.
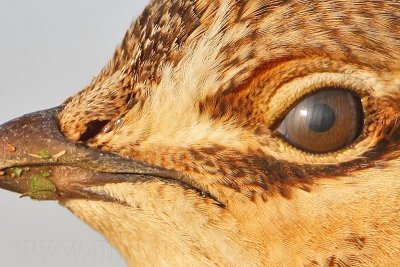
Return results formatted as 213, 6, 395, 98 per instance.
251, 62, 384, 164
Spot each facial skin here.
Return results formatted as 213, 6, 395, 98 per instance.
1, 1, 400, 266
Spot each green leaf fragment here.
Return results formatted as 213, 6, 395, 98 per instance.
38, 150, 51, 159
39, 170, 51, 178
8, 167, 23, 177
29, 170, 57, 200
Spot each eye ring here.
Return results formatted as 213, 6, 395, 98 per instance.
276, 88, 364, 154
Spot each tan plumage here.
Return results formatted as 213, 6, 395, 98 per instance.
1, 0, 400, 266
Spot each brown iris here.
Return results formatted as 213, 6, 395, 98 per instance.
277, 88, 363, 153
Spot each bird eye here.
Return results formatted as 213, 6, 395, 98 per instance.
276, 88, 363, 153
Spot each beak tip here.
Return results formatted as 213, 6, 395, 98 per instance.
0, 107, 64, 198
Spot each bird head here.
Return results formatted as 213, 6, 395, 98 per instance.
1, 1, 400, 266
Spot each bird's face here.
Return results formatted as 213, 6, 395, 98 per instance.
1, 1, 400, 266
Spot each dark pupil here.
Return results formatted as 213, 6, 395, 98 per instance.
308, 103, 336, 132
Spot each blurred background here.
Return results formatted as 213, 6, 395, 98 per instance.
0, 1, 149, 266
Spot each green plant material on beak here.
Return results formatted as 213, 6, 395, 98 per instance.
8, 167, 23, 177
29, 170, 57, 200
38, 150, 51, 159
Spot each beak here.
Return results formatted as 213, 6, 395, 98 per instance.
0, 107, 180, 201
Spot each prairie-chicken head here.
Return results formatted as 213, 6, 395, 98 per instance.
1, 0, 400, 266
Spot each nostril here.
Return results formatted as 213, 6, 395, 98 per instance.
79, 120, 110, 142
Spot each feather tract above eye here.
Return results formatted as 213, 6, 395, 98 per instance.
1, 0, 400, 266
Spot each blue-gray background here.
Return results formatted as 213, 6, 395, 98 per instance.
0, 1, 149, 266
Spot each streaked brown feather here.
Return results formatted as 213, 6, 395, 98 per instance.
54, 0, 400, 266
